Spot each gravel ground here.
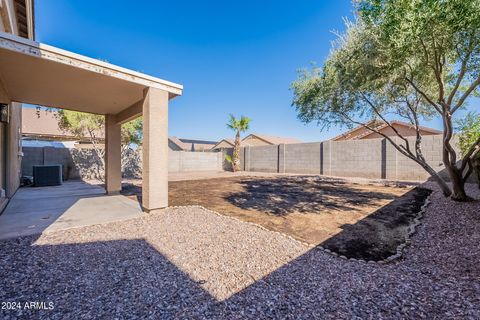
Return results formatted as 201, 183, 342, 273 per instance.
0, 183, 479, 319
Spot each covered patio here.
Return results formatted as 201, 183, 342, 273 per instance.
0, 180, 142, 240
0, 31, 183, 212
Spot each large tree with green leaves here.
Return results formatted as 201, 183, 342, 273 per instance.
227, 114, 251, 172
291, 0, 480, 201
54, 109, 142, 179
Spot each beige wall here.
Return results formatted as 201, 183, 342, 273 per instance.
6, 102, 22, 197
0, 0, 28, 203
0, 101, 23, 198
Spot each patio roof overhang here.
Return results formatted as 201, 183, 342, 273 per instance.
0, 31, 183, 117
0, 31, 183, 211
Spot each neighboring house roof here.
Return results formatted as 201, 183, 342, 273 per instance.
168, 136, 218, 151
242, 134, 303, 145
22, 107, 104, 141
213, 134, 302, 148
331, 120, 442, 141
22, 108, 72, 139
212, 138, 235, 149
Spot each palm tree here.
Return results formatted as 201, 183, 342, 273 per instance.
227, 114, 251, 172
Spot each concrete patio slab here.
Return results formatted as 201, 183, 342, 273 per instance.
0, 180, 143, 240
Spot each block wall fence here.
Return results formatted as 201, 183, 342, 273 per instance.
21, 137, 477, 183
239, 135, 476, 182
21, 147, 225, 180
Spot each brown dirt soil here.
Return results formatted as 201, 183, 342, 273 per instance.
122, 175, 430, 260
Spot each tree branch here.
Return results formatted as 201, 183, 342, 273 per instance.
451, 75, 480, 114
460, 135, 480, 172
442, 113, 457, 167
360, 93, 411, 151
447, 38, 474, 106
405, 97, 425, 161
340, 112, 413, 158
405, 77, 442, 114
463, 158, 474, 181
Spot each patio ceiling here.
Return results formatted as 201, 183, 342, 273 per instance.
0, 31, 183, 115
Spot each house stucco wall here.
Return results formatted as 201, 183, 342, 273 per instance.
1, 2, 24, 202
5, 102, 22, 197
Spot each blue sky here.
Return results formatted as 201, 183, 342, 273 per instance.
34, 0, 471, 142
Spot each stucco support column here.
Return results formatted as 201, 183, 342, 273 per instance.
105, 114, 122, 194
142, 87, 169, 211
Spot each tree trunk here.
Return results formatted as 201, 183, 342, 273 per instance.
445, 164, 471, 201
473, 154, 480, 189
423, 165, 452, 197
232, 131, 241, 172
441, 112, 472, 201
477, 170, 480, 190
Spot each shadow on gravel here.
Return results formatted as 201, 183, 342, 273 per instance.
0, 237, 215, 319
225, 176, 399, 216
1, 184, 477, 319
320, 187, 432, 261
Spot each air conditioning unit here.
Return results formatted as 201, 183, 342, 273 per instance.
33, 165, 63, 187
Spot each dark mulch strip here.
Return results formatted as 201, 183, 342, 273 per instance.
321, 187, 432, 261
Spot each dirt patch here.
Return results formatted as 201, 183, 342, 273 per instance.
321, 187, 432, 260
123, 176, 423, 252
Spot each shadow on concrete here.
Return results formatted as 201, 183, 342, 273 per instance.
0, 180, 142, 240
121, 182, 143, 204
225, 176, 400, 216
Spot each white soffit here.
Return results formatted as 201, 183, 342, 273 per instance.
0, 31, 183, 114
